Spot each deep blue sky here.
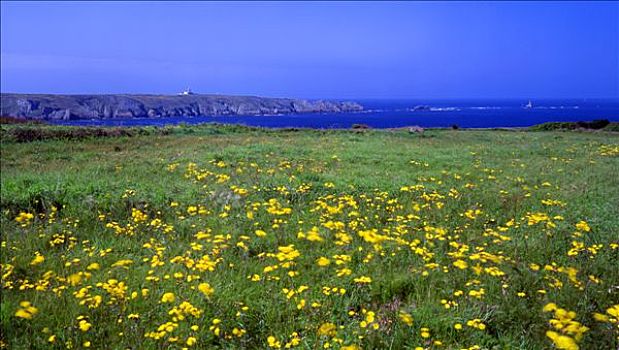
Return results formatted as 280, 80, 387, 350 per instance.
1, 1, 617, 99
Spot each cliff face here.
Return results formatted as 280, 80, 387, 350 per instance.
0, 94, 364, 120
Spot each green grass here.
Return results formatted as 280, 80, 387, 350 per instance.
1, 125, 618, 349
527, 120, 617, 131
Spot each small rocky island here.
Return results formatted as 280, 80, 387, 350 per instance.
0, 93, 364, 120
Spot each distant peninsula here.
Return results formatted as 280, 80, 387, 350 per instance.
0, 93, 364, 120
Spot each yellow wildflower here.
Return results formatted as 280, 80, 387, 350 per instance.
15, 301, 38, 319
30, 252, 45, 266
575, 221, 590, 232
317, 322, 337, 337
317, 257, 331, 266
399, 311, 413, 326
161, 292, 175, 303
198, 282, 214, 296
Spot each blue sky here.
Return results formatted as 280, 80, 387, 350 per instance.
1, 1, 617, 99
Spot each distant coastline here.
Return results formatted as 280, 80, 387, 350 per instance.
31, 98, 618, 129
0, 93, 364, 120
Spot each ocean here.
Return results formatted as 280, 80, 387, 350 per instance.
52, 99, 619, 129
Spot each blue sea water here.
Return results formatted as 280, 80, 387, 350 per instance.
52, 99, 619, 129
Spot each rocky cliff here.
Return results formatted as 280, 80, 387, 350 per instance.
0, 93, 364, 120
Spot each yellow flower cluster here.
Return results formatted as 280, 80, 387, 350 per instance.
14, 301, 38, 319
593, 304, 619, 340
543, 303, 589, 350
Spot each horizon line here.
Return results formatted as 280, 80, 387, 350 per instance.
1, 91, 618, 101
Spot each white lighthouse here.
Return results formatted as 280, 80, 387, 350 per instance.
178, 87, 194, 96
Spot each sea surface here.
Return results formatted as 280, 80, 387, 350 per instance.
52, 99, 619, 129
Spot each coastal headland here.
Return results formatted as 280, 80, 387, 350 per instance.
0, 93, 364, 120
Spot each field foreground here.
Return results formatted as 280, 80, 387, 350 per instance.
1, 126, 618, 349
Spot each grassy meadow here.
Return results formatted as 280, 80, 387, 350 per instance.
1, 124, 618, 349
